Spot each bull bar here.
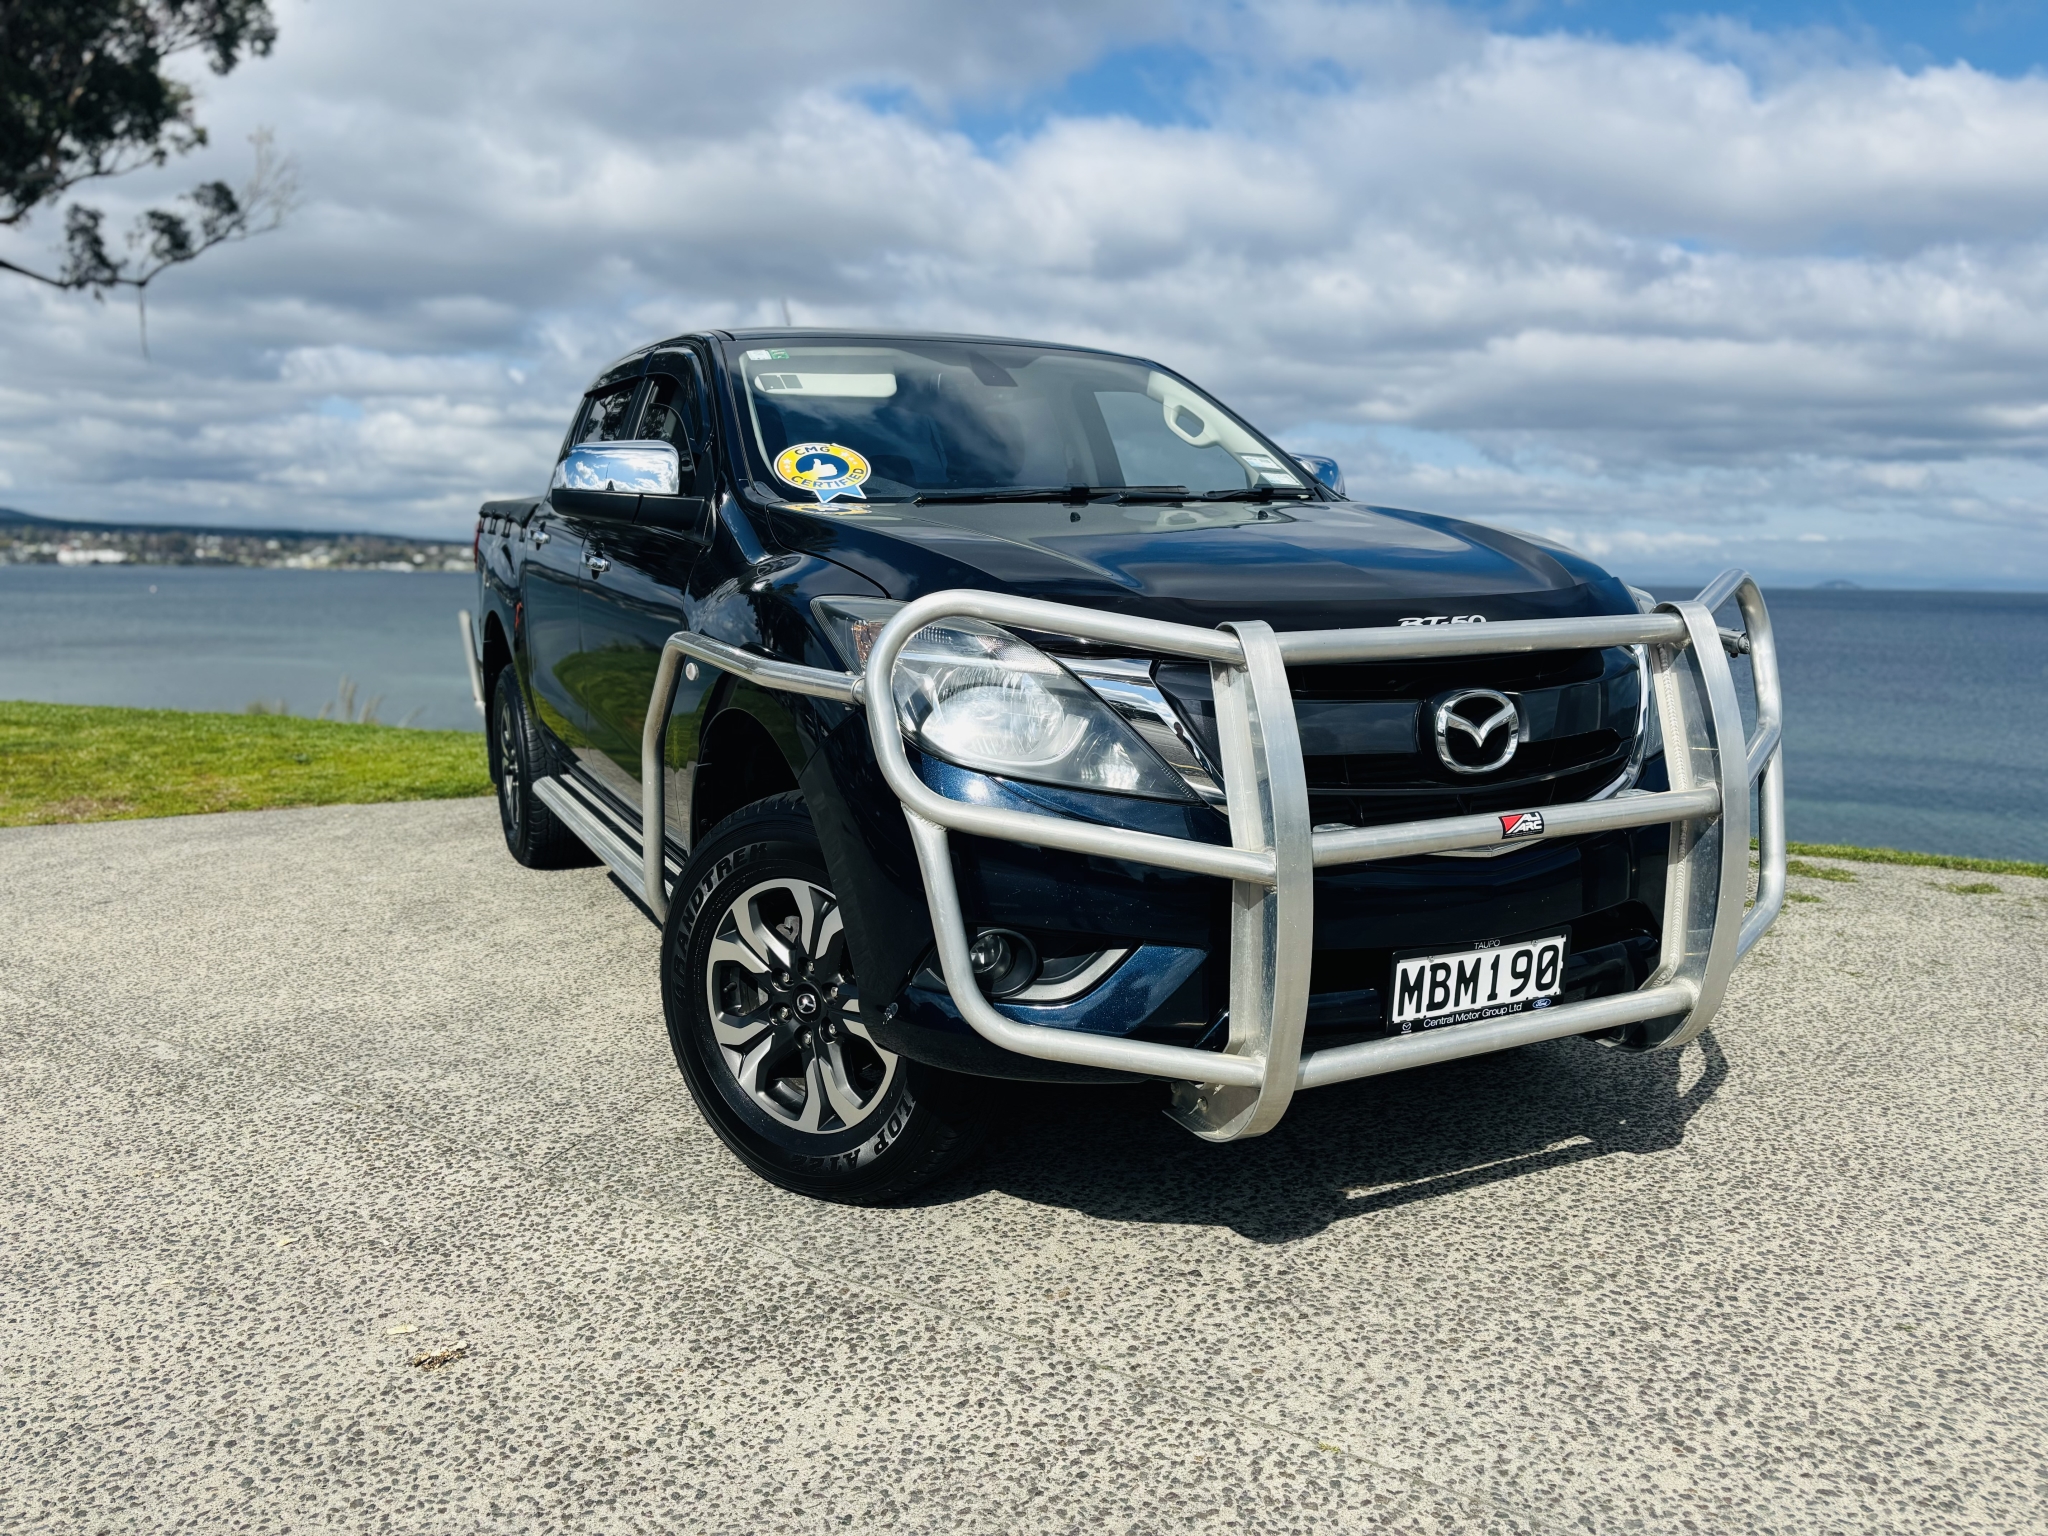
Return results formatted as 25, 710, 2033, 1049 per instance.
635, 568, 1785, 1143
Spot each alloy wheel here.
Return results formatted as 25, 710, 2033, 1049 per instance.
704, 877, 895, 1134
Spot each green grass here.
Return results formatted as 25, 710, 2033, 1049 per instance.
1940, 881, 2004, 896
0, 701, 490, 827
1784, 840, 2048, 880
1785, 858, 1857, 883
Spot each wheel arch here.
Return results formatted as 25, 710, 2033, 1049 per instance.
481, 608, 513, 690
692, 689, 806, 846
481, 609, 516, 783
687, 683, 925, 1026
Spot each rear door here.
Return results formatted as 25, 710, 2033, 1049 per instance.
577, 346, 717, 837
522, 513, 589, 754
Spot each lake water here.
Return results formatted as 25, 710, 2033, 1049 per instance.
1652, 586, 2048, 865
0, 565, 482, 732
2, 566, 2044, 862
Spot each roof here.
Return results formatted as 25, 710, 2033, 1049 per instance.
662, 326, 1133, 356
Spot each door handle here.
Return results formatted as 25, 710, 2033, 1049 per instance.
530, 526, 550, 545
583, 551, 611, 574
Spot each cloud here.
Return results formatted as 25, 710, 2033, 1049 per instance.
1, 0, 2046, 584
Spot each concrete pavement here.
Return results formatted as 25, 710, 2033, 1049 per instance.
2, 799, 2044, 1533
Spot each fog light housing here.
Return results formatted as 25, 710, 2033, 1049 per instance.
967, 928, 1039, 998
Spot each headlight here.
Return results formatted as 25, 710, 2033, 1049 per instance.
814, 597, 1194, 801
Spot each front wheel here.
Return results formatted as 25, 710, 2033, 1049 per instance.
661, 794, 985, 1202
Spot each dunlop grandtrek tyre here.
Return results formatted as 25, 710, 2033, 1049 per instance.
660, 794, 984, 1203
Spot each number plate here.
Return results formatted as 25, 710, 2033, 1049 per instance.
1389, 933, 1569, 1034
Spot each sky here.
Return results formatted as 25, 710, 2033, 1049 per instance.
5, 0, 2048, 587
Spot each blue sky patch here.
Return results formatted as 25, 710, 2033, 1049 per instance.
1450, 0, 2048, 76
950, 42, 1218, 149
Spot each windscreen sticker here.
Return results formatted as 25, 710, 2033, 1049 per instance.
754, 372, 897, 398
742, 348, 793, 360
774, 442, 870, 503
1240, 453, 1282, 470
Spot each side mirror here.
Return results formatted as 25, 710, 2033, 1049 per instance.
552, 440, 681, 496
1291, 454, 1345, 497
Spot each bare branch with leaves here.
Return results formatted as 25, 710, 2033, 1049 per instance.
6, 129, 297, 352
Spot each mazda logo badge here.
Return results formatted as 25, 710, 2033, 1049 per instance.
1432, 689, 1520, 775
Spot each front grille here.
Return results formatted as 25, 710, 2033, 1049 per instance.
1154, 646, 1643, 828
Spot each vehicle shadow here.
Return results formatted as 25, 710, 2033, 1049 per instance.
924, 1031, 1730, 1245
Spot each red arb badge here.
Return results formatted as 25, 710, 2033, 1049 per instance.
1499, 811, 1546, 840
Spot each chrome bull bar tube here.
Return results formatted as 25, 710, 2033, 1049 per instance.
638, 630, 863, 919
636, 569, 1786, 1141
1728, 575, 1787, 958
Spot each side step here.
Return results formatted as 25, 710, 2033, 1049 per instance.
532, 775, 680, 910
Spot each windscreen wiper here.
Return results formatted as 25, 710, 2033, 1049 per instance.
1102, 485, 1193, 502
1198, 484, 1314, 501
916, 486, 1085, 504
915, 484, 1191, 505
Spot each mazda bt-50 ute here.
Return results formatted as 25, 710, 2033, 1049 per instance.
461, 329, 1786, 1202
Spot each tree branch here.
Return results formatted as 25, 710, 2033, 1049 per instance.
0, 253, 72, 287
3, 130, 297, 356
2, 1, 277, 226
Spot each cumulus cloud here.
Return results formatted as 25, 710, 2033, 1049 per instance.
2, 0, 2046, 584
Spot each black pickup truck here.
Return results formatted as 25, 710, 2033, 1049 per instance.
465, 329, 1786, 1202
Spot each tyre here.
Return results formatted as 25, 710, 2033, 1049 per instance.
491, 670, 593, 869
661, 793, 985, 1202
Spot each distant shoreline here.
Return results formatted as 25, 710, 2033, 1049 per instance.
4, 553, 472, 571
0, 505, 459, 542
1, 516, 468, 573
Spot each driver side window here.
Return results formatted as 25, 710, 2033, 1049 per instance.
574, 382, 639, 445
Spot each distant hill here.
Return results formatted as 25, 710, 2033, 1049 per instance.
1813, 578, 1863, 590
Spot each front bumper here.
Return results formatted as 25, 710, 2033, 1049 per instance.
889, 757, 1671, 1067
635, 570, 1787, 1143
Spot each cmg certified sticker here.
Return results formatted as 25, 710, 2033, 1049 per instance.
773, 442, 870, 503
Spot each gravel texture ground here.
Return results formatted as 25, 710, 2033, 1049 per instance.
2, 799, 2043, 1534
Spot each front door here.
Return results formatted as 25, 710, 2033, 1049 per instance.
577, 348, 717, 843
540, 373, 646, 784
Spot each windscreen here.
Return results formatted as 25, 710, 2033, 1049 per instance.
729, 340, 1307, 503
